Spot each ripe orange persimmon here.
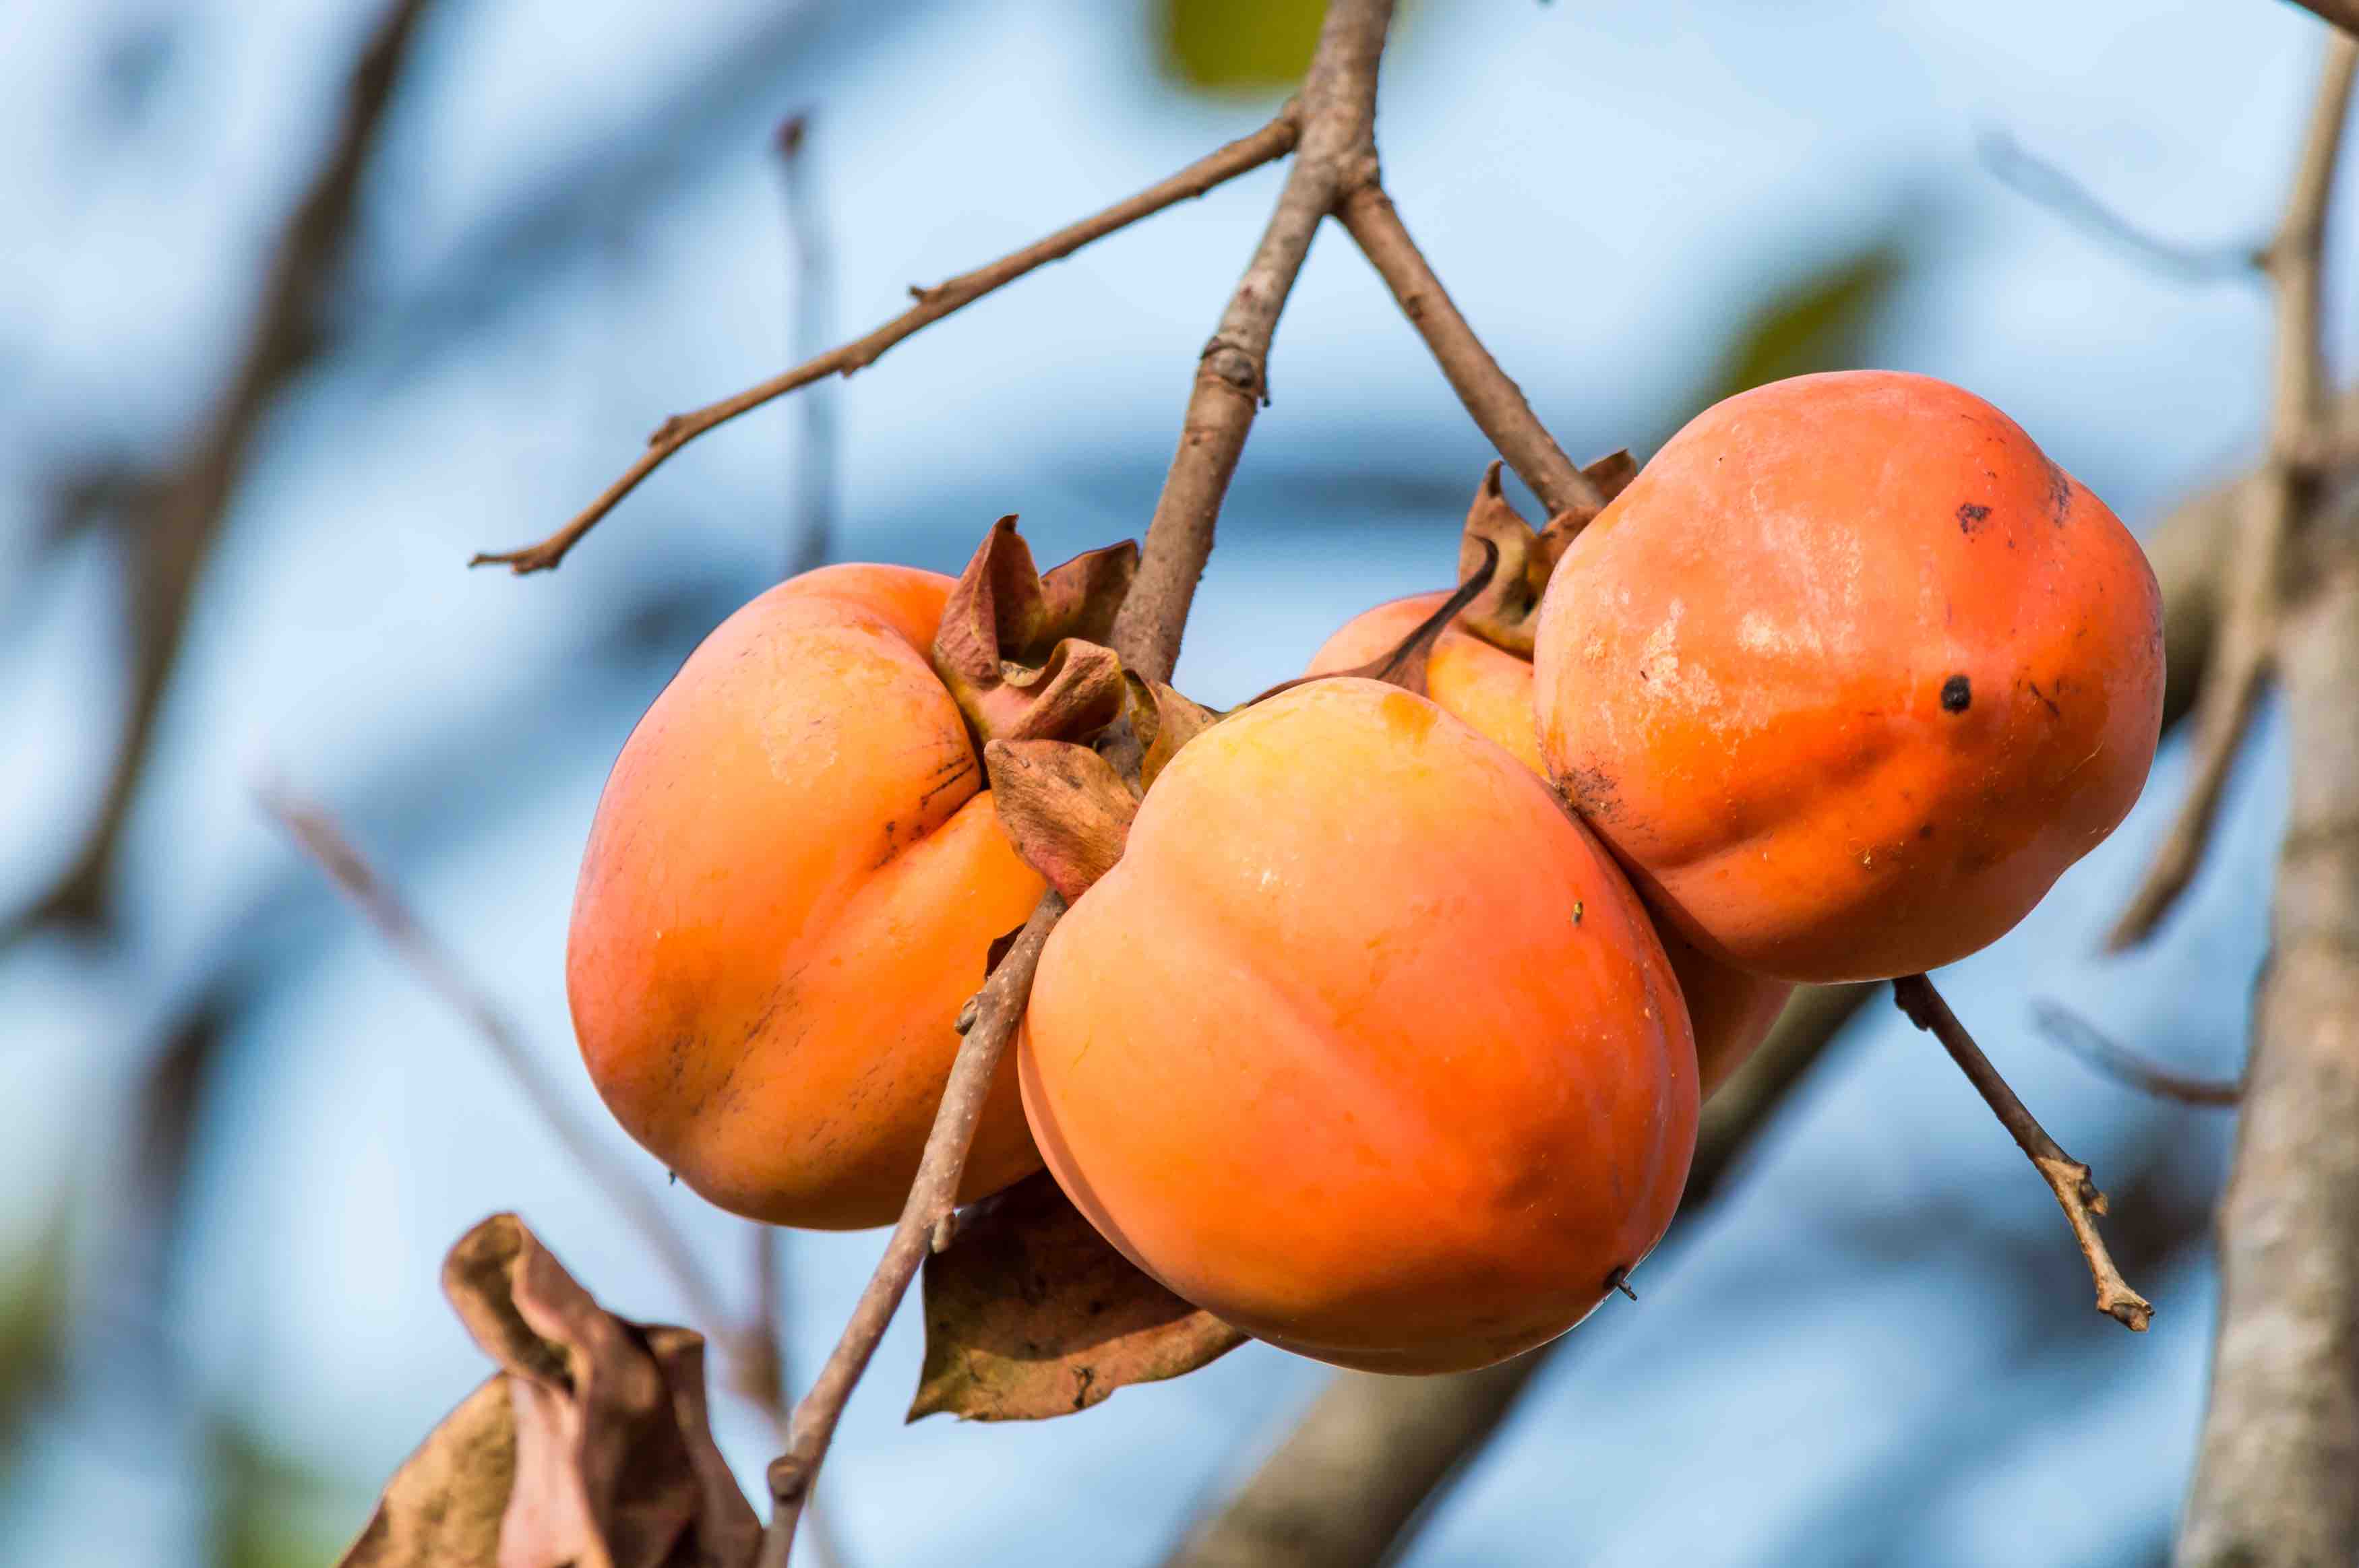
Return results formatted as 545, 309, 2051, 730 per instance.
1018, 679, 1698, 1374
568, 523, 1132, 1229
1534, 370, 2165, 983
1308, 467, 1792, 1094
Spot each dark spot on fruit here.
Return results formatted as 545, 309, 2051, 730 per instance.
1918, 823, 1935, 840
2026, 679, 2061, 717
1561, 767, 1622, 821
1941, 675, 1972, 713
2045, 460, 2073, 523
1957, 502, 1990, 533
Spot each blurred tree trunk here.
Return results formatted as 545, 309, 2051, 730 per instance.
2176, 560, 2359, 1568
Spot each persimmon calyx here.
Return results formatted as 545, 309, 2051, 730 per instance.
935, 515, 1138, 744
984, 739, 1138, 901
1459, 451, 1634, 656
1123, 675, 1221, 794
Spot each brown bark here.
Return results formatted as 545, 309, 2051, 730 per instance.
2176, 568, 2359, 1567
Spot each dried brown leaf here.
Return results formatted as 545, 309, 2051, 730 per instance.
337, 1213, 759, 1568
983, 739, 1139, 900
911, 1173, 1246, 1422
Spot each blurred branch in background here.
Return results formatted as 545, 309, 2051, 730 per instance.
2177, 28, 2359, 1568
2110, 33, 2359, 951
1162, 462, 2243, 1567
1976, 129, 2261, 286
2, 0, 440, 946
257, 784, 732, 1332
774, 113, 836, 578
2030, 1002, 2243, 1108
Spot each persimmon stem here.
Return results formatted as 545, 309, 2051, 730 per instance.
1240, 535, 1498, 706
1337, 184, 1601, 518
1891, 975, 2152, 1330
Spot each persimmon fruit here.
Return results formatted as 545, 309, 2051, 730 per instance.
1533, 370, 2164, 983
1308, 464, 1793, 1095
567, 521, 1132, 1230
1017, 678, 1699, 1374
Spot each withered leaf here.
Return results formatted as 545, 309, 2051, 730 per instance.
338, 1212, 759, 1568
911, 1172, 1246, 1422
983, 738, 1138, 900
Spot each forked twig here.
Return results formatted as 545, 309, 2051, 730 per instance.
2110, 36, 2359, 949
472, 107, 1304, 575
1893, 976, 2152, 1329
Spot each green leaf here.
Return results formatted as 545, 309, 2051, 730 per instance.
1709, 241, 1907, 402
1157, 0, 1330, 92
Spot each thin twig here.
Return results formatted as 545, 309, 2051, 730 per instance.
2029, 1001, 2242, 1107
1335, 184, 1601, 516
472, 107, 1304, 575
256, 784, 733, 1337
2286, 0, 2359, 37
757, 6, 1397, 1561
774, 112, 835, 579
5, 0, 436, 943
1892, 975, 2152, 1330
758, 893, 1063, 1568
1977, 129, 2259, 284
2110, 36, 2359, 949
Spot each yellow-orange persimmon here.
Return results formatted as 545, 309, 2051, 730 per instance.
1020, 679, 1698, 1374
568, 544, 1122, 1230
1534, 370, 2165, 983
1308, 469, 1792, 1096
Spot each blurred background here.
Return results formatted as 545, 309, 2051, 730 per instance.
0, 0, 2335, 1562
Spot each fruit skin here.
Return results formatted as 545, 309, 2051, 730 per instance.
1310, 600, 1791, 1095
1019, 679, 1698, 1374
1534, 370, 2166, 983
568, 563, 1045, 1230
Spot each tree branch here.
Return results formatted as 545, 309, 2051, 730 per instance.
1893, 976, 2151, 1330
255, 785, 736, 1338
757, 892, 1062, 1568
472, 106, 1305, 575
2110, 34, 2358, 949
773, 112, 837, 580
2178, 30, 2359, 1568
756, 7, 1397, 1560
4, 0, 435, 943
1109, 1, 1394, 685
1976, 129, 2261, 285
1335, 184, 1601, 517
2286, 0, 2359, 37
2029, 1001, 2242, 1107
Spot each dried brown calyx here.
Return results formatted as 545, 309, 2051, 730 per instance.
933, 515, 1138, 746
1456, 451, 1636, 656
